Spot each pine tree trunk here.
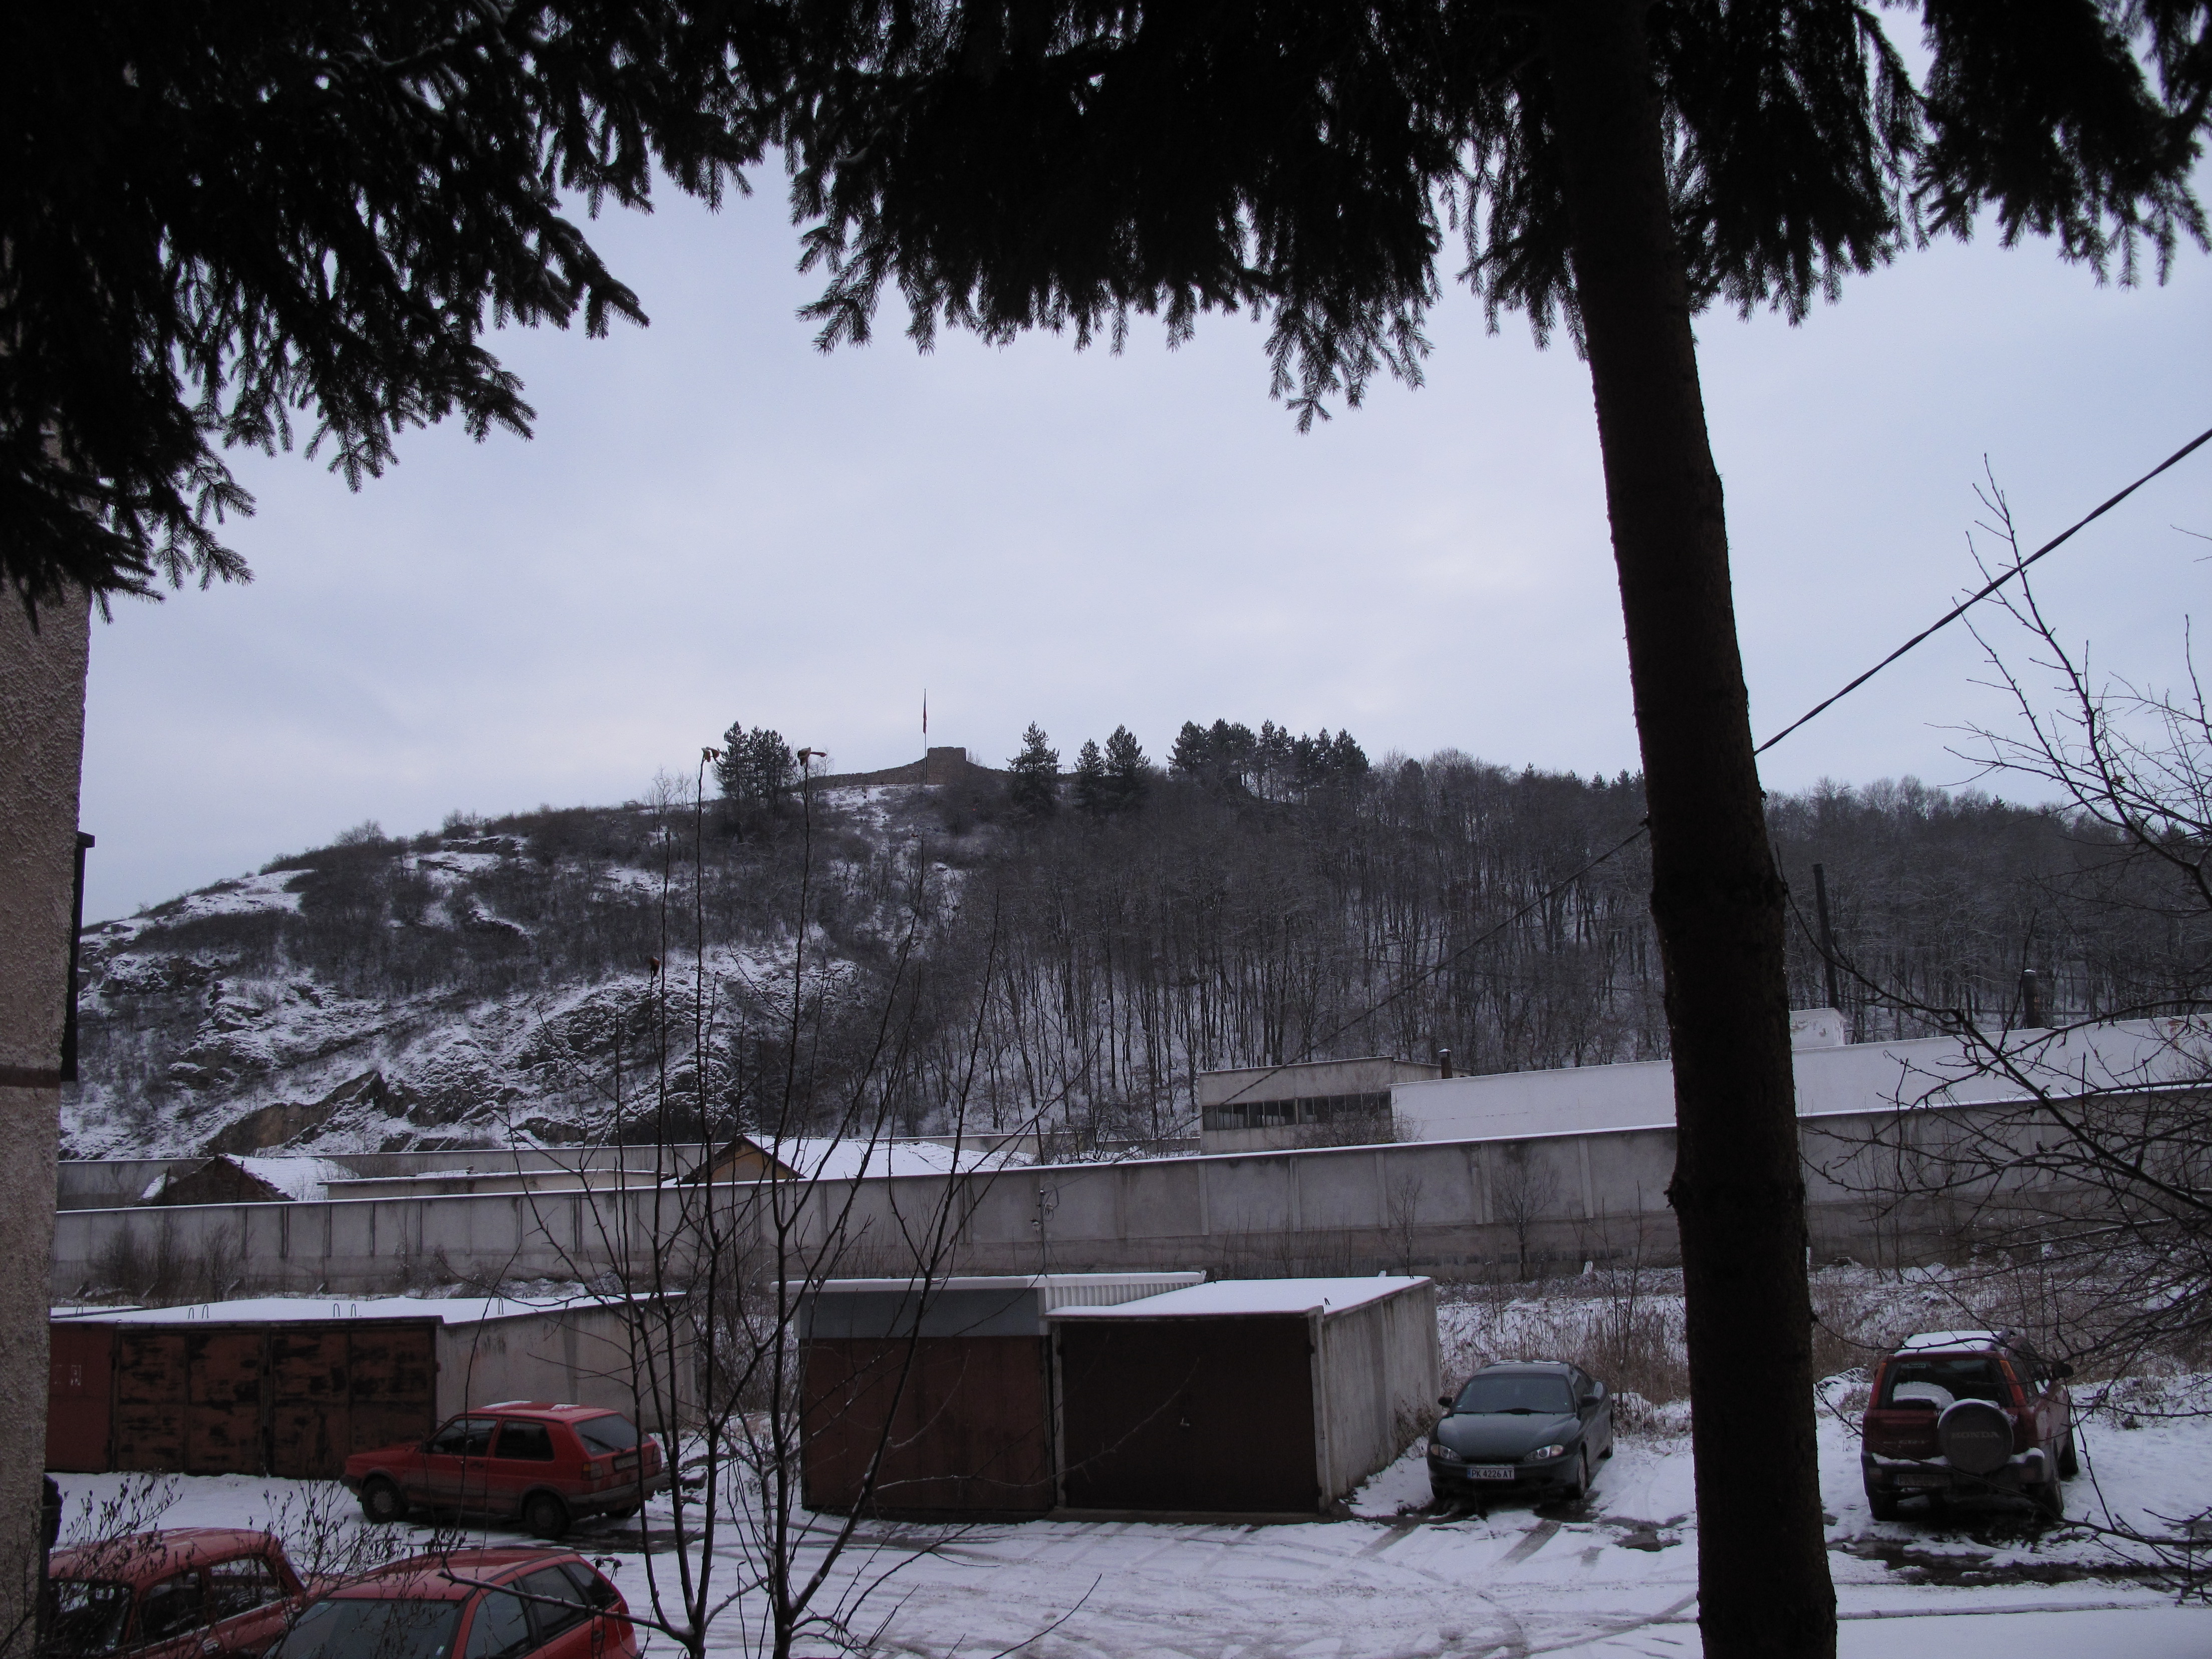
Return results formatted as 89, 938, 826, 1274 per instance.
1539, 2, 1836, 1655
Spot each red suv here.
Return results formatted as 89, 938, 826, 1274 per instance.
46, 1528, 311, 1659
1860, 1329, 2077, 1519
264, 1549, 632, 1659
344, 1405, 666, 1539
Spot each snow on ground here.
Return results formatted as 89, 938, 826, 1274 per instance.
54, 1399, 2212, 1659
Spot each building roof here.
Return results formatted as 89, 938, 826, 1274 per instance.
1048, 1275, 1430, 1320
800, 1272, 1203, 1298
695, 1133, 1030, 1184
1393, 1015, 2212, 1145
49, 1292, 659, 1327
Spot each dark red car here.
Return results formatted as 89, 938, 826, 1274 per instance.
46, 1528, 311, 1659
1860, 1328, 2077, 1519
343, 1405, 666, 1539
263, 1549, 632, 1659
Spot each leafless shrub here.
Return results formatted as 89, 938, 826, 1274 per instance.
1491, 1144, 1561, 1281
83, 1226, 251, 1307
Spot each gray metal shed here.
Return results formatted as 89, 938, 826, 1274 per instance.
795, 1272, 1201, 1516
1048, 1276, 1440, 1516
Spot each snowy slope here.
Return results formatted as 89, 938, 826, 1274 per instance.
61, 791, 935, 1160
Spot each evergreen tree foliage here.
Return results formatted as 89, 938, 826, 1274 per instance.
5, 3, 762, 613
715, 722, 796, 811
1008, 723, 1060, 819
1167, 717, 1365, 801
1169, 722, 1212, 779
1071, 739, 1109, 817
782, 2, 2203, 415
1103, 725, 1151, 813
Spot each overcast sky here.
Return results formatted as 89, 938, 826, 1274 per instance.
78, 171, 2211, 922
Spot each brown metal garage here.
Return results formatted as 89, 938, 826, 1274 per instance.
795, 1273, 1200, 1517
46, 1293, 689, 1479
1049, 1277, 1440, 1517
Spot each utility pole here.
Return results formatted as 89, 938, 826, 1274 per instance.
1812, 863, 1842, 1015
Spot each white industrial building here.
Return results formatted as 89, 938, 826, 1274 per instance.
1392, 1011, 2207, 1143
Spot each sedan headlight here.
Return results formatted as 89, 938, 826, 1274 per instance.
1427, 1442, 1462, 1462
1526, 1443, 1569, 1461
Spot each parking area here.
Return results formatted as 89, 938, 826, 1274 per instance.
51, 1391, 2212, 1659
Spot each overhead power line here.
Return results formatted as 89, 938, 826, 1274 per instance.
1210, 424, 2212, 1112
1755, 424, 2212, 757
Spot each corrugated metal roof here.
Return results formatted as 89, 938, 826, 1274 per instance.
1050, 1276, 1430, 1320
798, 1272, 1202, 1302
48, 1292, 663, 1326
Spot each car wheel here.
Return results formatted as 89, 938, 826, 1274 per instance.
2029, 1478, 2063, 1520
1865, 1483, 1899, 1522
604, 1504, 639, 1521
2058, 1434, 2079, 1479
361, 1478, 408, 1525
523, 1492, 571, 1540
1567, 1450, 1590, 1501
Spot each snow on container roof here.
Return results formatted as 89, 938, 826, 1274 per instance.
1050, 1276, 1430, 1321
50, 1292, 663, 1326
792, 1273, 1205, 1340
799, 1272, 1202, 1299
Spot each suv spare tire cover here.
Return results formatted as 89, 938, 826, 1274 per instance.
1938, 1400, 2013, 1474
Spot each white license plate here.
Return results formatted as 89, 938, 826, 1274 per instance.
1469, 1466, 1518, 1482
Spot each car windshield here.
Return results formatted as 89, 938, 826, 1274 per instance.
1881, 1355, 2007, 1408
49, 1579, 133, 1656
268, 1598, 462, 1659
1454, 1374, 1577, 1416
575, 1415, 640, 1456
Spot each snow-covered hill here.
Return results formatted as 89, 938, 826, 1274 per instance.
63, 787, 946, 1159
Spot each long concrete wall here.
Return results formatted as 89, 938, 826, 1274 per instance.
50, 1096, 2074, 1298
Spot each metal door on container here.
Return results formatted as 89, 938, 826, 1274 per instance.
1057, 1316, 1318, 1513
801, 1336, 1053, 1514
346, 1324, 438, 1457
185, 1330, 268, 1475
113, 1331, 189, 1473
47, 1324, 114, 1473
268, 1329, 350, 1478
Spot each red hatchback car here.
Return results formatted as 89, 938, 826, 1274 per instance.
1860, 1328, 2077, 1519
47, 1528, 311, 1659
264, 1549, 632, 1659
343, 1405, 666, 1539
